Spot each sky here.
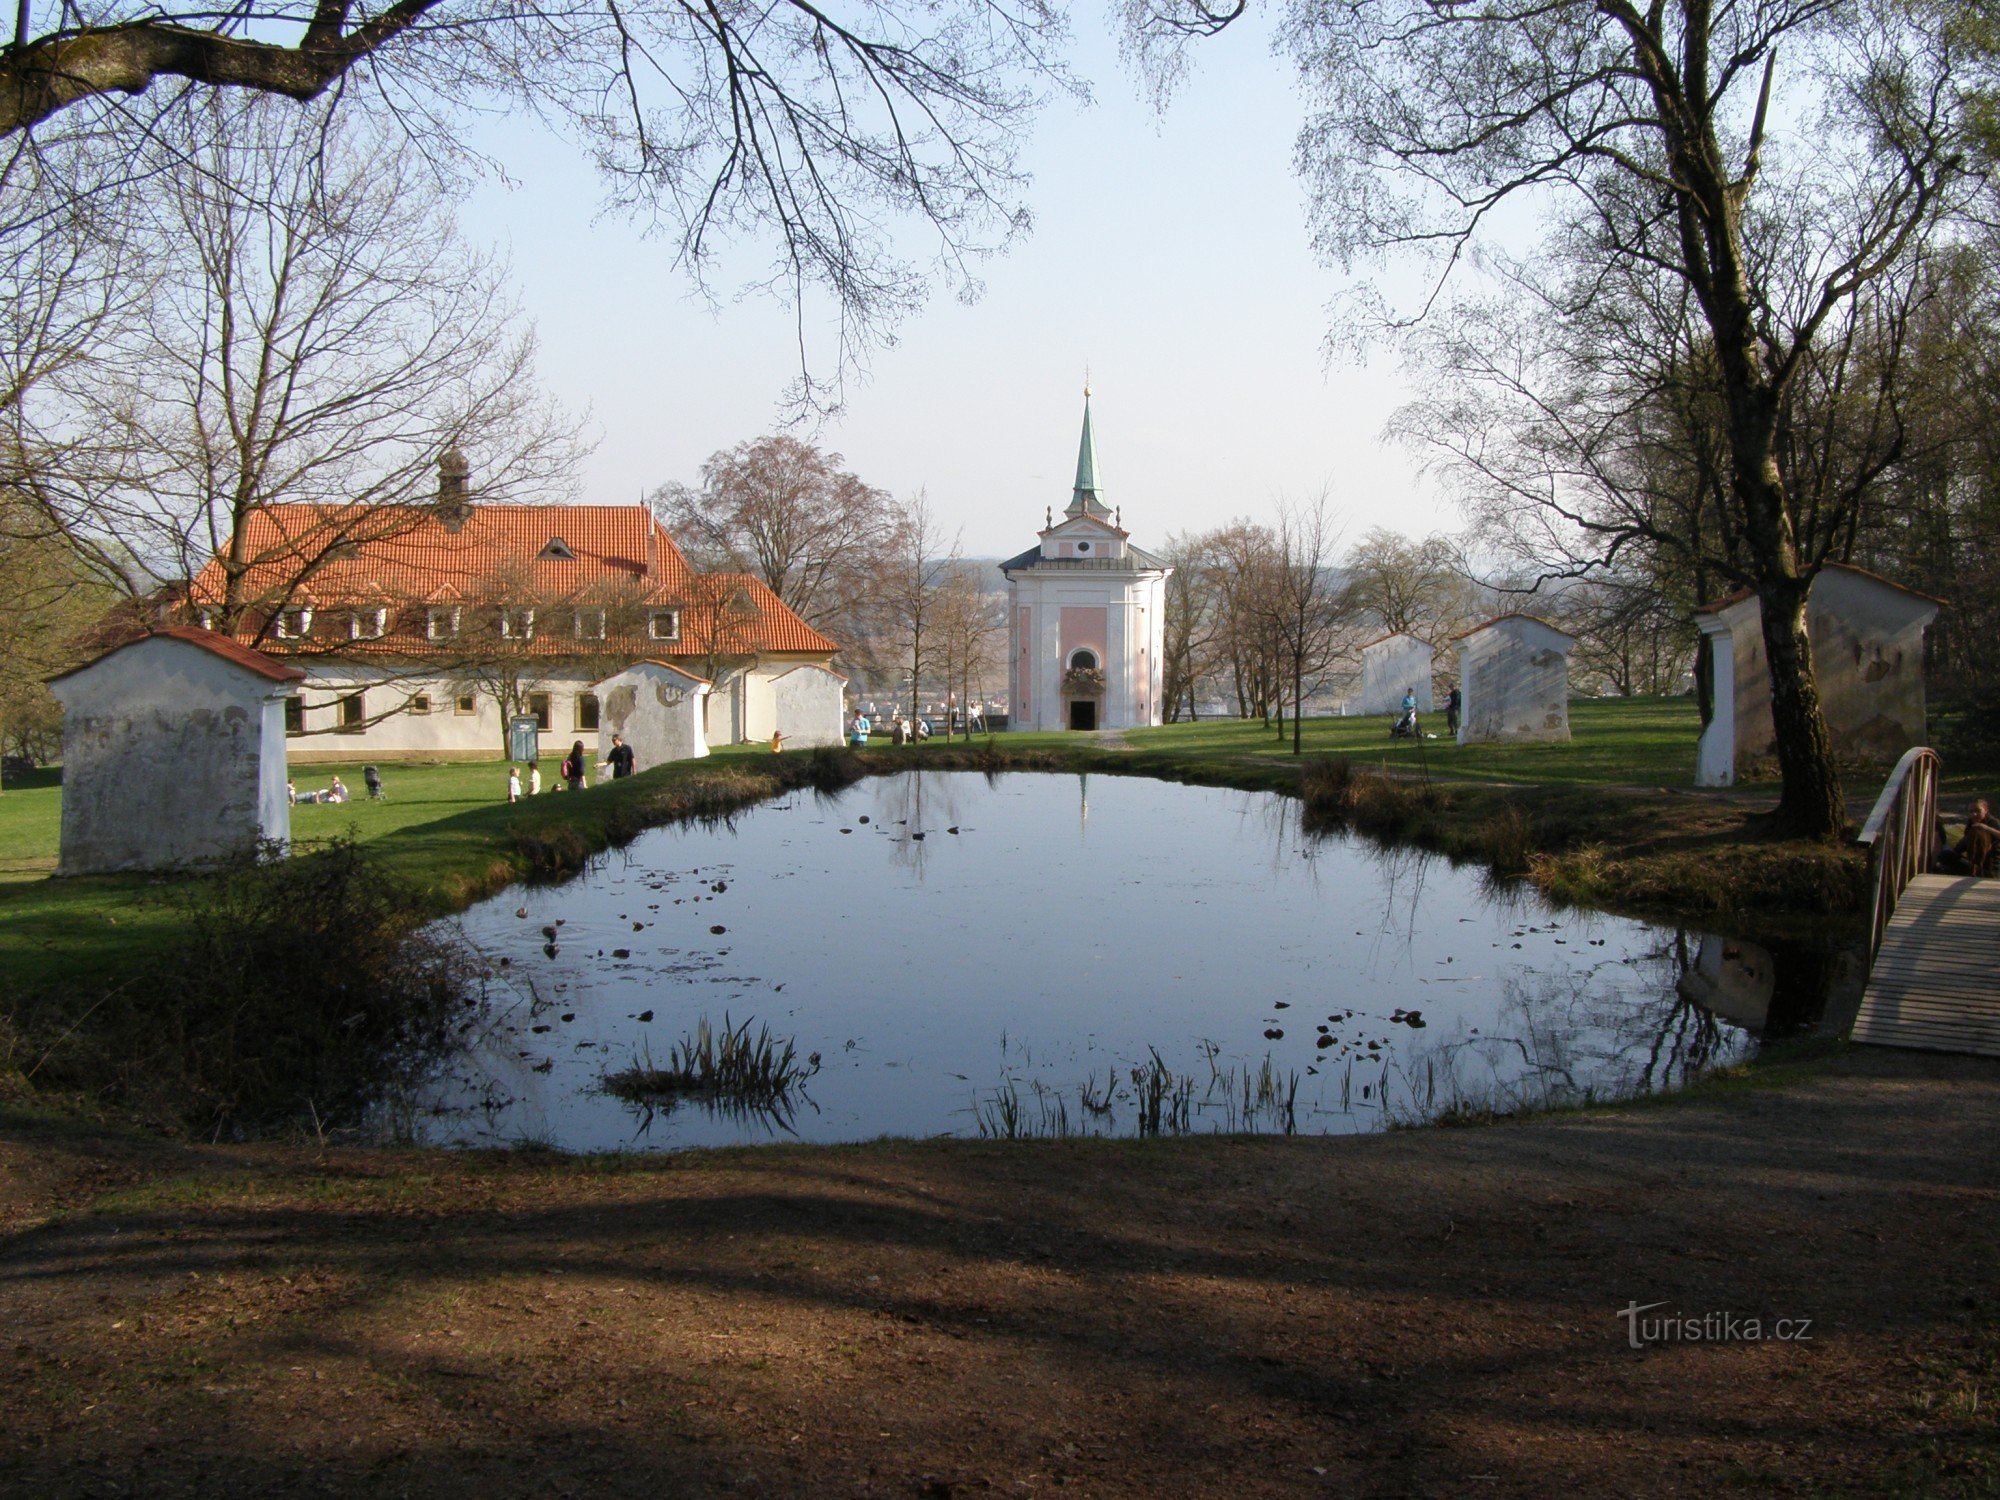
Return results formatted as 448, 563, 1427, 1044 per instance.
455, 5, 1458, 559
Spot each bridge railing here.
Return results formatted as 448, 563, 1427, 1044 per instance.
1855, 746, 1942, 957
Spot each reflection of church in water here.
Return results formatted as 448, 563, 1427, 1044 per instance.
1001, 392, 1172, 731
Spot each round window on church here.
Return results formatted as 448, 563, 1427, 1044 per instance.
1076, 541, 1091, 553
1070, 649, 1099, 671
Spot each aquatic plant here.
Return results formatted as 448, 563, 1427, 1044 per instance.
602, 1014, 820, 1126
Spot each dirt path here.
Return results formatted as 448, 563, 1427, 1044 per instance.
2, 1049, 1996, 1498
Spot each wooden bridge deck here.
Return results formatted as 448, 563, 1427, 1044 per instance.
1852, 875, 2000, 1057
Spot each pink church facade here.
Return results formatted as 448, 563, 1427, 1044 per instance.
1002, 395, 1171, 732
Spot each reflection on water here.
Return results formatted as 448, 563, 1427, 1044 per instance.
383, 771, 1853, 1152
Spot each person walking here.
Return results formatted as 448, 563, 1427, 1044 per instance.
1445, 686, 1462, 736
507, 765, 522, 803
603, 733, 636, 779
562, 739, 587, 791
529, 762, 542, 796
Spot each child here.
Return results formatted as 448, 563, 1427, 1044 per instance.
507, 765, 522, 803
529, 763, 542, 796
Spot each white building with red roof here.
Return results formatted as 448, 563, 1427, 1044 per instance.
49, 627, 304, 874
1452, 614, 1576, 745
178, 453, 843, 761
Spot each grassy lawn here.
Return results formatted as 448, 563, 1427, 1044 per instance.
1126, 695, 1708, 785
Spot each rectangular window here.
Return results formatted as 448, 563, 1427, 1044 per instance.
338, 693, 365, 732
455, 692, 477, 716
284, 696, 304, 735
426, 607, 461, 641
274, 607, 313, 640
500, 608, 534, 640
576, 692, 600, 732
527, 691, 551, 731
409, 693, 432, 715
648, 609, 681, 642
350, 607, 387, 640
575, 608, 607, 641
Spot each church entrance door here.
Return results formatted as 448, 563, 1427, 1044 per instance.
1068, 699, 1097, 731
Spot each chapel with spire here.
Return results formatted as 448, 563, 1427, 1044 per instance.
999, 390, 1172, 731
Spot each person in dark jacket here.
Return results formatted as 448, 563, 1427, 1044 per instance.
562, 739, 587, 790
1445, 686, 1462, 735
603, 733, 636, 779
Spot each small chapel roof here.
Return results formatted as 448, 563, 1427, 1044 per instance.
999, 543, 1169, 574
1065, 390, 1114, 521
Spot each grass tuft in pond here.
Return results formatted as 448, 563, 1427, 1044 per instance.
603, 1015, 820, 1126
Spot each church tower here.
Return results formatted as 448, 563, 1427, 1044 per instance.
1000, 391, 1172, 731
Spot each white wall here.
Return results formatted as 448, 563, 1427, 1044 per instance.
1456, 621, 1574, 744
1356, 635, 1436, 716
595, 663, 710, 769
771, 665, 846, 747
52, 637, 293, 875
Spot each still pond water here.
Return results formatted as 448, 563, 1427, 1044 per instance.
387, 771, 1850, 1151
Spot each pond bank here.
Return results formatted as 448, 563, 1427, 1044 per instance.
0, 738, 1864, 1136
2, 1042, 1993, 1496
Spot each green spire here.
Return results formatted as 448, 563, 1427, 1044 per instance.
1067, 388, 1112, 519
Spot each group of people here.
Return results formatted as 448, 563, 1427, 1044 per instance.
1390, 687, 1463, 739
288, 776, 348, 805
506, 735, 636, 804
848, 710, 931, 748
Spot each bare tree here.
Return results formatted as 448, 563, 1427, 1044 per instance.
1159, 528, 1222, 721
880, 491, 957, 724
1264, 492, 1349, 756
23, 95, 582, 641
1, 0, 1071, 407
932, 562, 1005, 737
653, 435, 896, 646
1342, 527, 1473, 645
1137, 0, 1982, 835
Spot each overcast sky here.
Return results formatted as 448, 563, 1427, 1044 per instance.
456, 6, 1458, 558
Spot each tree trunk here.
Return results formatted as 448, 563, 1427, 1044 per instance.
1292, 653, 1303, 755
1756, 583, 1846, 837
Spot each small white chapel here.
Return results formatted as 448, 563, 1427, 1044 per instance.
1001, 392, 1172, 731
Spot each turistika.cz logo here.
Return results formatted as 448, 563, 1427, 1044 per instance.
1617, 1301, 1814, 1349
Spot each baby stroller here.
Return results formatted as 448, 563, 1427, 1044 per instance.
1389, 709, 1419, 739
363, 765, 386, 801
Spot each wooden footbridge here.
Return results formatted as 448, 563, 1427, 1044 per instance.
1851, 748, 2000, 1057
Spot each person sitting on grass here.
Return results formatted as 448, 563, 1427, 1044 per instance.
326, 775, 349, 804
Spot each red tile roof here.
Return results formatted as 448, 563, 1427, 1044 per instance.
51, 625, 307, 685
186, 503, 838, 658
1690, 562, 1947, 615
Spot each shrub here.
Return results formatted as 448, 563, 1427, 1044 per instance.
22, 838, 475, 1135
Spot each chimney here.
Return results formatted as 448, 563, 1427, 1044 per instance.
437, 446, 472, 530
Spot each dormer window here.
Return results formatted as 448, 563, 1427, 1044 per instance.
648, 609, 681, 642
426, 606, 461, 641
574, 608, 606, 640
274, 607, 313, 640
499, 607, 535, 640
349, 607, 387, 640
538, 537, 576, 560
196, 609, 216, 631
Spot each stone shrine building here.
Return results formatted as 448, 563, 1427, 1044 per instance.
1453, 614, 1576, 745
49, 627, 303, 875
1356, 633, 1436, 716
1001, 394, 1171, 731
1693, 564, 1942, 787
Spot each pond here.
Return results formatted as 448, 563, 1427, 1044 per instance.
382, 770, 1856, 1152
